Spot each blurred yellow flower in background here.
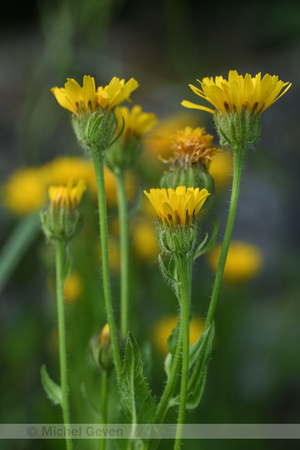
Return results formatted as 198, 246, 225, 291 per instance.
115, 105, 158, 139
207, 241, 263, 283
131, 220, 160, 262
1, 156, 137, 215
64, 272, 84, 304
209, 150, 233, 191
1, 167, 47, 215
152, 315, 205, 356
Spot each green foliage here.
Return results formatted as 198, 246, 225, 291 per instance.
120, 332, 156, 427
40, 365, 62, 407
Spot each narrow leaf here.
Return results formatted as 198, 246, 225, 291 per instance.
193, 216, 218, 261
120, 332, 156, 427
40, 365, 62, 406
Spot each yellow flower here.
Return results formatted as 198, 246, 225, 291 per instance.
152, 315, 205, 356
209, 150, 233, 191
131, 220, 160, 262
144, 186, 210, 228
144, 112, 198, 159
96, 76, 139, 110
182, 70, 292, 115
169, 126, 218, 168
207, 241, 263, 284
51, 75, 98, 116
49, 178, 87, 210
63, 272, 83, 304
115, 105, 158, 139
1, 167, 47, 215
51, 75, 139, 116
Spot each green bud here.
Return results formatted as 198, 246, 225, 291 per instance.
214, 109, 261, 148
89, 324, 121, 372
156, 221, 198, 256
72, 109, 119, 154
105, 136, 142, 172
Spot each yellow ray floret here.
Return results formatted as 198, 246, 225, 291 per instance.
48, 179, 87, 210
51, 76, 139, 115
51, 76, 97, 116
182, 70, 292, 114
96, 77, 139, 110
144, 186, 210, 228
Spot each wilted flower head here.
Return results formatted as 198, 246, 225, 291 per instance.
169, 126, 218, 169
48, 178, 87, 210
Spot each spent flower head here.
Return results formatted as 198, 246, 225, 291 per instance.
169, 126, 218, 169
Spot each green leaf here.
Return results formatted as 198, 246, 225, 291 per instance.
40, 365, 62, 406
80, 382, 100, 415
193, 216, 218, 261
120, 332, 156, 427
158, 253, 180, 286
186, 322, 215, 410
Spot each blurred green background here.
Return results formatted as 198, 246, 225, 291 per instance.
1, 0, 300, 449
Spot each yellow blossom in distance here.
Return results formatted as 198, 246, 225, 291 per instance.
51, 75, 139, 116
64, 272, 84, 305
182, 70, 292, 115
115, 105, 158, 139
131, 219, 160, 262
207, 241, 263, 284
49, 178, 87, 210
1, 168, 47, 215
209, 150, 233, 191
152, 315, 205, 356
144, 186, 210, 228
169, 126, 218, 168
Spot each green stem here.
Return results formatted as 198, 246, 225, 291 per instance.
92, 150, 122, 381
99, 371, 109, 450
205, 145, 245, 329
174, 255, 192, 450
55, 239, 72, 450
115, 169, 130, 339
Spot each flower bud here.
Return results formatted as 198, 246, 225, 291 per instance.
89, 323, 120, 371
214, 109, 261, 148
40, 179, 86, 242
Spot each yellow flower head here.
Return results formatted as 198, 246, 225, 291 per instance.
207, 241, 263, 284
115, 105, 158, 139
49, 178, 87, 210
63, 272, 83, 305
182, 70, 292, 115
144, 186, 210, 228
1, 167, 48, 215
169, 126, 218, 168
152, 315, 205, 356
51, 75, 138, 116
96, 76, 139, 110
99, 323, 111, 345
209, 151, 233, 191
51, 75, 98, 116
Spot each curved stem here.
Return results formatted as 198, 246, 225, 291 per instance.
174, 255, 192, 450
115, 169, 130, 339
205, 145, 245, 330
92, 150, 122, 381
55, 240, 72, 450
